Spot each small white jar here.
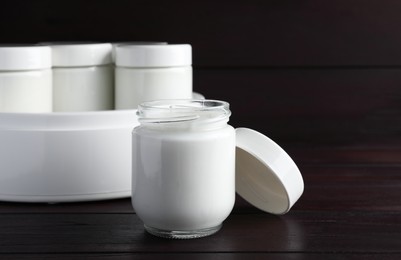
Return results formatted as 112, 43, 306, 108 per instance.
115, 44, 193, 109
0, 45, 52, 113
50, 43, 114, 112
132, 100, 235, 239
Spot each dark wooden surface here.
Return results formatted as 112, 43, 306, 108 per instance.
1, 143, 401, 259
3, 0, 401, 67
1, 0, 401, 259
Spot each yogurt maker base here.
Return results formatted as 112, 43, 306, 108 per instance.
0, 110, 139, 203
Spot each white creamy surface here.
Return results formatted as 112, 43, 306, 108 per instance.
132, 125, 236, 231
0, 69, 52, 112
53, 65, 114, 112
115, 66, 192, 109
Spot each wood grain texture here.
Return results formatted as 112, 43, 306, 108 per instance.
195, 68, 401, 143
287, 141, 401, 165
0, 211, 400, 254
0, 198, 134, 214
1, 0, 401, 67
1, 253, 400, 260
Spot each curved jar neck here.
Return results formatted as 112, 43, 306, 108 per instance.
137, 100, 231, 131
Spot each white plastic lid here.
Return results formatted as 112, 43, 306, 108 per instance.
48, 43, 112, 67
115, 44, 192, 67
0, 45, 51, 70
235, 128, 304, 214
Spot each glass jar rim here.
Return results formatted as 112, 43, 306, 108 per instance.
137, 99, 231, 124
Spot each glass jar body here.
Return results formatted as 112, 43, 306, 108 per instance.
53, 65, 114, 112
132, 100, 235, 239
0, 69, 52, 113
115, 66, 193, 110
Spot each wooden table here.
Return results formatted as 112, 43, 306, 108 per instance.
1, 141, 400, 259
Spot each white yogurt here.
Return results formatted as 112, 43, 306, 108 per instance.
132, 100, 235, 239
0, 45, 52, 113
53, 65, 113, 112
115, 44, 193, 109
49, 43, 114, 112
111, 42, 167, 62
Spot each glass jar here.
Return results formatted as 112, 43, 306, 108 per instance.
132, 100, 235, 239
111, 42, 167, 63
0, 45, 52, 112
115, 44, 193, 109
49, 43, 114, 112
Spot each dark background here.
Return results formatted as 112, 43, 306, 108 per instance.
2, 0, 400, 145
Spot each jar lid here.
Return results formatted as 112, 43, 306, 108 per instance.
48, 43, 112, 67
115, 44, 192, 67
0, 45, 51, 70
235, 128, 304, 214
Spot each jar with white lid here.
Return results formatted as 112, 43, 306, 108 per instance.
0, 45, 52, 112
50, 43, 114, 112
132, 100, 235, 239
132, 99, 304, 239
115, 44, 193, 109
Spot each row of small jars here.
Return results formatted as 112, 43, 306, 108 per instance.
0, 42, 192, 113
